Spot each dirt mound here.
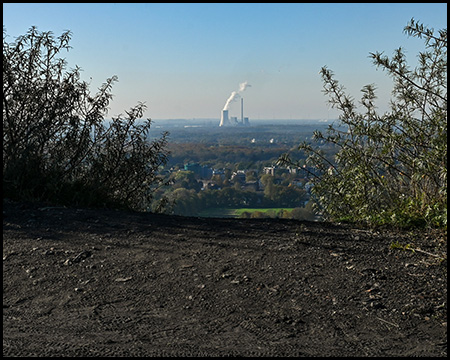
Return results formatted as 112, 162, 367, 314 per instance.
3, 200, 447, 356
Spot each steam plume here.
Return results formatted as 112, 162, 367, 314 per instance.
239, 81, 251, 92
223, 81, 251, 110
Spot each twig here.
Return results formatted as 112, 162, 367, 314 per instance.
411, 248, 445, 259
376, 317, 399, 328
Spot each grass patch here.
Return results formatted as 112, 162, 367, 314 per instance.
197, 208, 294, 218
234, 208, 294, 216
197, 208, 237, 218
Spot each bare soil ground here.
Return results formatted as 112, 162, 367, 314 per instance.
3, 199, 447, 357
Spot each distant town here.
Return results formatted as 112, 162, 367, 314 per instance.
147, 119, 341, 219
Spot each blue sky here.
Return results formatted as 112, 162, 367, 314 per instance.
3, 3, 447, 120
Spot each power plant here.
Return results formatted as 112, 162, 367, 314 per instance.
219, 81, 251, 127
219, 96, 249, 127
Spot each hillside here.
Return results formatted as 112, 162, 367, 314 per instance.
3, 199, 447, 356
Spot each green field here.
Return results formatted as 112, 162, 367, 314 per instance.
197, 208, 294, 218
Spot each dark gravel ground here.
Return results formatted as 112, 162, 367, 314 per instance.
3, 199, 447, 356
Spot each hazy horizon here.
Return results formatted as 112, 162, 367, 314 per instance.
3, 3, 447, 120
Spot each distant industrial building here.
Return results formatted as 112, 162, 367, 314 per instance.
219, 109, 229, 127
219, 98, 250, 127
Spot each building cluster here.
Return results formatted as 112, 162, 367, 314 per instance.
179, 162, 315, 194
219, 98, 249, 127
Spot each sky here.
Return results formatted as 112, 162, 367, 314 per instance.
3, 3, 448, 121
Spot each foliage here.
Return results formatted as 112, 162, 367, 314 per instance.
3, 26, 170, 211
166, 142, 307, 170
163, 175, 308, 217
279, 19, 447, 228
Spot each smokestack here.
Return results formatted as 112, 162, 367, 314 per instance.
219, 109, 229, 127
241, 98, 243, 124
220, 81, 251, 127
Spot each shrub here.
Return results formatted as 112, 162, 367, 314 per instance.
3, 26, 170, 211
279, 19, 447, 228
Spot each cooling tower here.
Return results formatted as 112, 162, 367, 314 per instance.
219, 109, 229, 127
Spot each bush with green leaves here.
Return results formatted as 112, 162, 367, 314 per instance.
3, 26, 170, 211
279, 19, 447, 228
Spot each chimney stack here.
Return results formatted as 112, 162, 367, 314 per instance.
241, 98, 244, 124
